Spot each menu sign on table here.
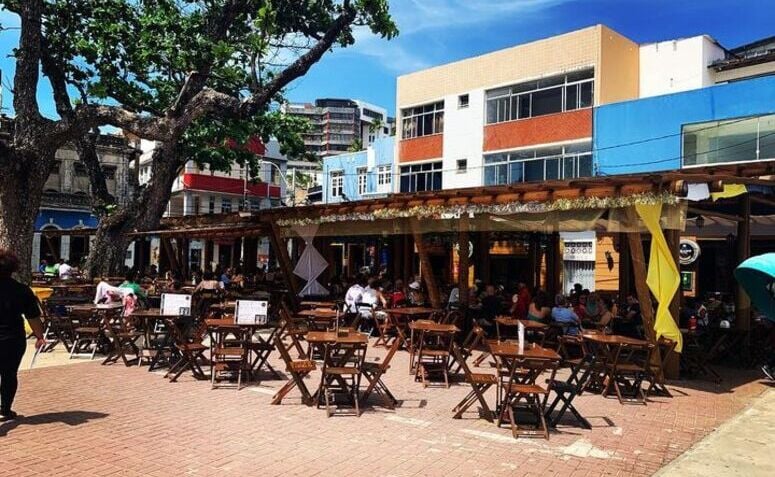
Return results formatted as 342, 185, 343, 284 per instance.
160, 293, 192, 316
235, 300, 269, 325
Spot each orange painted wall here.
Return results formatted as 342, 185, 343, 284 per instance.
483, 109, 592, 152
398, 134, 443, 163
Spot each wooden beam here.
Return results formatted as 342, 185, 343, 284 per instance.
43, 235, 60, 261
161, 237, 180, 277
687, 206, 742, 222
627, 232, 657, 344
267, 220, 300, 310
458, 214, 470, 308
750, 194, 775, 209
410, 218, 441, 309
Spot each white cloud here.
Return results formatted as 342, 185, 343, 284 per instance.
336, 0, 570, 74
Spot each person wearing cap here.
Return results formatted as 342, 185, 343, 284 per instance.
408, 280, 425, 306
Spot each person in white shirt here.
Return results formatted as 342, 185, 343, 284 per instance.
344, 274, 366, 313
57, 259, 74, 280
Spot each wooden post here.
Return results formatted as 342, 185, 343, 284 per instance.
161, 238, 180, 277
44, 235, 60, 261
458, 215, 470, 308
627, 232, 657, 344
402, 233, 412, 284
618, 233, 631, 300
664, 228, 682, 379
392, 235, 402, 281
410, 218, 441, 309
546, 233, 562, 296
203, 240, 213, 272
243, 237, 258, 274
267, 221, 300, 309
736, 194, 752, 331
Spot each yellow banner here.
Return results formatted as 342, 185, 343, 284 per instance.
710, 184, 747, 201
635, 204, 683, 352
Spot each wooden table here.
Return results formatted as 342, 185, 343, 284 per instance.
306, 330, 369, 406
495, 317, 547, 340
131, 309, 190, 371
297, 308, 340, 330
300, 300, 337, 309
581, 331, 650, 398
408, 320, 459, 379
205, 318, 280, 379
68, 303, 124, 313
385, 308, 440, 344
488, 340, 561, 414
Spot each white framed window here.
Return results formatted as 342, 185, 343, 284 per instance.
357, 167, 367, 195
401, 101, 444, 139
330, 170, 343, 197
377, 165, 392, 186
456, 159, 467, 173
458, 94, 469, 109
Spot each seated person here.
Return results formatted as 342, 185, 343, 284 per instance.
390, 279, 406, 307
596, 297, 615, 331
479, 285, 501, 327
194, 271, 222, 293
408, 281, 425, 306
551, 294, 581, 335
119, 271, 147, 300
526, 294, 551, 323
613, 294, 643, 338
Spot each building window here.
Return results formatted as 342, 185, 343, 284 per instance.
208, 195, 215, 214
483, 142, 593, 185
458, 94, 469, 109
193, 195, 200, 215
485, 68, 594, 125
399, 161, 443, 193
683, 113, 775, 167
456, 159, 467, 173
357, 167, 368, 195
330, 170, 343, 197
401, 101, 444, 139
73, 162, 89, 177
221, 198, 232, 214
377, 165, 392, 186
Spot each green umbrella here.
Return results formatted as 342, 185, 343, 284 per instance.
734, 253, 775, 322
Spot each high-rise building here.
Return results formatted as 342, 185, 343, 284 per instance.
282, 98, 394, 158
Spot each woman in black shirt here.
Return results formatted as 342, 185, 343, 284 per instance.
0, 249, 46, 421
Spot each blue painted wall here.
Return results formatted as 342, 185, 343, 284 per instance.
321, 136, 395, 203
35, 209, 97, 231
594, 76, 775, 175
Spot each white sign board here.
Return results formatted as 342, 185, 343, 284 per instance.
563, 240, 596, 262
235, 300, 269, 325
160, 293, 192, 316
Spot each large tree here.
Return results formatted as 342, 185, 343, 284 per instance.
0, 0, 396, 279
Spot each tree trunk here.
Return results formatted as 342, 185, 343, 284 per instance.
84, 144, 183, 278
0, 150, 51, 282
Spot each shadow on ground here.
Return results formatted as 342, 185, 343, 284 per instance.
0, 411, 109, 437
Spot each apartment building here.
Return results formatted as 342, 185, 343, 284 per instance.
319, 136, 394, 204
395, 25, 640, 193
283, 98, 394, 159
133, 138, 288, 271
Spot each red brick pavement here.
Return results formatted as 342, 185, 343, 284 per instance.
0, 341, 767, 477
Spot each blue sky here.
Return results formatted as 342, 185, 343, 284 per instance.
1, 0, 774, 118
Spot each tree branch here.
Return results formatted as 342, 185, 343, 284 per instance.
76, 130, 114, 211
241, 5, 357, 116
13, 0, 43, 122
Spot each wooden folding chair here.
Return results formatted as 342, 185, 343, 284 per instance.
164, 318, 208, 382
497, 357, 560, 439
318, 340, 367, 417
545, 355, 593, 429
69, 309, 104, 360
362, 336, 403, 408
415, 328, 454, 388
271, 334, 316, 405
454, 325, 487, 374
451, 343, 496, 422
373, 310, 395, 347
210, 325, 249, 390
647, 337, 677, 397
607, 342, 654, 405
101, 316, 142, 367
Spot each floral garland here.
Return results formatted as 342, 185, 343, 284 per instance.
277, 192, 680, 227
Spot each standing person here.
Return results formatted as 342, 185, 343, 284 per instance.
0, 249, 46, 421
57, 258, 74, 280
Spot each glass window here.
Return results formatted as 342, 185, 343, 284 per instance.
457, 159, 467, 172
483, 142, 593, 184
682, 115, 772, 167
458, 94, 469, 108
485, 68, 594, 124
221, 198, 232, 214
401, 101, 444, 139
399, 162, 442, 193
330, 171, 343, 197
357, 167, 367, 195
531, 88, 563, 116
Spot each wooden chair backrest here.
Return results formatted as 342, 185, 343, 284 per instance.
379, 335, 403, 372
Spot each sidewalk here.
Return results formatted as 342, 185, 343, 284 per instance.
657, 385, 775, 477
